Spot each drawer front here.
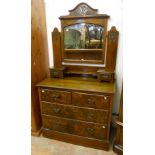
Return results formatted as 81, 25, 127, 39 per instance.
72, 92, 111, 109
42, 115, 107, 140
42, 102, 109, 124
40, 89, 71, 104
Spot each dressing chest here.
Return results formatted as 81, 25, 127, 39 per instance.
37, 3, 119, 151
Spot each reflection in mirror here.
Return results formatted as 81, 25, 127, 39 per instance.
64, 23, 104, 49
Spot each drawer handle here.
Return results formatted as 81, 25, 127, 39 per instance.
87, 98, 95, 104
87, 113, 94, 119
54, 122, 60, 128
53, 108, 60, 113
52, 94, 60, 99
86, 128, 95, 133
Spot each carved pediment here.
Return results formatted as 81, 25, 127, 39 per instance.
69, 3, 98, 16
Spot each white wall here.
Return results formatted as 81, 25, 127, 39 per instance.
44, 0, 123, 113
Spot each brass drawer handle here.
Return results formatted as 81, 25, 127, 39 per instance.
52, 94, 60, 99
86, 128, 95, 133
87, 113, 94, 119
53, 108, 60, 113
54, 122, 60, 128
87, 98, 95, 104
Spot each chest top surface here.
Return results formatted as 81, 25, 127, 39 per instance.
37, 78, 115, 94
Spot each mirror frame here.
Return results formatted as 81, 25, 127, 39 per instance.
60, 19, 108, 67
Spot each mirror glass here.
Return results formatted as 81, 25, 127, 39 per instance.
64, 23, 104, 49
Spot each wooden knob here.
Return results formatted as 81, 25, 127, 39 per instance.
102, 125, 105, 128
104, 96, 107, 100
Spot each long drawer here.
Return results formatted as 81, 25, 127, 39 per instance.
42, 115, 107, 140
72, 92, 111, 109
42, 128, 110, 151
42, 102, 109, 124
40, 89, 71, 104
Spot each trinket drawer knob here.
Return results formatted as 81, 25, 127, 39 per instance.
41, 90, 45, 93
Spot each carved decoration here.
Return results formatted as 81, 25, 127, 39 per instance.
69, 3, 98, 16
106, 26, 119, 70
52, 28, 59, 41
108, 26, 119, 42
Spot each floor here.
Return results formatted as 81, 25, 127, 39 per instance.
31, 128, 116, 155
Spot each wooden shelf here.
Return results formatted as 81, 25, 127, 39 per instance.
63, 59, 103, 65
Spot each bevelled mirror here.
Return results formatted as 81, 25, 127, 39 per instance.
64, 23, 104, 49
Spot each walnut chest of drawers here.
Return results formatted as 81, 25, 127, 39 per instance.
37, 78, 115, 150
